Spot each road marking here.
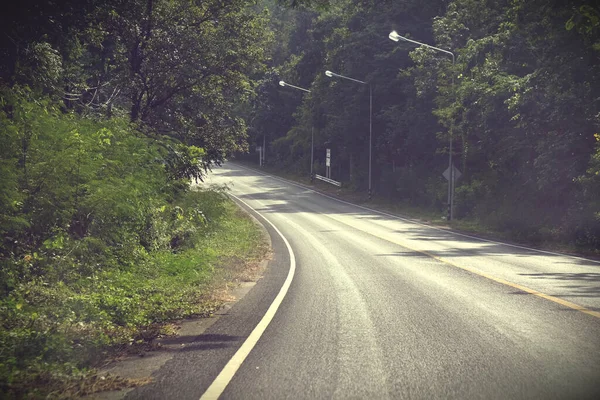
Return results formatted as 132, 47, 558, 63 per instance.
299, 208, 600, 319
199, 194, 296, 400
308, 205, 600, 320
227, 163, 600, 320
397, 244, 600, 320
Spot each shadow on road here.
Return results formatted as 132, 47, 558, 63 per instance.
516, 272, 600, 299
158, 333, 243, 352
213, 165, 600, 271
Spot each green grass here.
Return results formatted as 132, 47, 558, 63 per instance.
0, 188, 268, 399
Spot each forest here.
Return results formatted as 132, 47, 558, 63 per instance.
247, 0, 600, 249
0, 0, 599, 397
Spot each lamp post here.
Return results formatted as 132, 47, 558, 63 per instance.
279, 80, 314, 181
324, 70, 373, 199
389, 30, 456, 221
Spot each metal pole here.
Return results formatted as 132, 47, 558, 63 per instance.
449, 54, 455, 221
311, 126, 314, 182
279, 80, 312, 180
388, 33, 455, 220
369, 84, 372, 200
324, 70, 371, 198
448, 132, 452, 221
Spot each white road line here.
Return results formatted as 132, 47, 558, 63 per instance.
199, 193, 296, 400
231, 163, 600, 265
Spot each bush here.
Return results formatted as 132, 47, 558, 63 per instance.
0, 87, 268, 397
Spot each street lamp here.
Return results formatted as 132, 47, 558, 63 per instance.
279, 80, 314, 181
389, 30, 456, 221
324, 70, 373, 199
279, 80, 310, 93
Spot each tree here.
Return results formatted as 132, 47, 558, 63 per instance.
92, 0, 272, 169
255, 0, 600, 247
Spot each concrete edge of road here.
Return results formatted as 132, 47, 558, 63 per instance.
199, 193, 297, 400
230, 161, 600, 266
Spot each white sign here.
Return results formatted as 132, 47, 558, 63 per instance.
326, 149, 331, 167
443, 165, 462, 182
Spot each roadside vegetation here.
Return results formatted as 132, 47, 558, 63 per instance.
237, 158, 596, 256
244, 0, 600, 252
0, 0, 272, 397
0, 88, 268, 398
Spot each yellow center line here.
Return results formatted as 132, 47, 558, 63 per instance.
420, 248, 600, 319
328, 214, 600, 320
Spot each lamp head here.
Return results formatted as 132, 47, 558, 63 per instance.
279, 80, 286, 87
389, 31, 403, 42
325, 70, 333, 78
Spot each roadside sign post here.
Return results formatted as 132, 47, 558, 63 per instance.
256, 146, 263, 167
315, 148, 341, 187
326, 149, 331, 179
263, 135, 266, 166
442, 165, 461, 220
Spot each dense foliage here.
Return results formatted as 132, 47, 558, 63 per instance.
0, 86, 267, 397
1, 0, 271, 172
248, 0, 600, 250
0, 0, 271, 396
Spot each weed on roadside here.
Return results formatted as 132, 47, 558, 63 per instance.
0, 189, 268, 398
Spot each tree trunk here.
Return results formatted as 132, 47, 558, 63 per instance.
129, 0, 153, 122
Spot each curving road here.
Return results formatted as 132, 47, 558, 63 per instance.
129, 162, 600, 400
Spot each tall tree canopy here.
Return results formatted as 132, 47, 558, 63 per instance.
246, 0, 600, 248
1, 0, 272, 171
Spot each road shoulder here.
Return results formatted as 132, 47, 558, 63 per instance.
86, 195, 290, 400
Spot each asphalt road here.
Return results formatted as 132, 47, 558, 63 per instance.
128, 162, 600, 400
